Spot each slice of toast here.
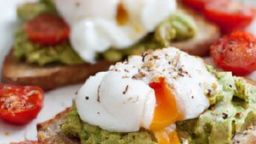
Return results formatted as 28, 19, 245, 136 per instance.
1, 52, 113, 91
36, 78, 256, 143
171, 1, 220, 56
37, 107, 256, 144
37, 108, 79, 144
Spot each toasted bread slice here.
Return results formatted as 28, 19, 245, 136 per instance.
37, 108, 79, 144
1, 52, 113, 91
37, 107, 256, 144
37, 78, 256, 144
171, 1, 220, 56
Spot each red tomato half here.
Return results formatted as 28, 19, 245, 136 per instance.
204, 1, 256, 33
10, 141, 43, 144
210, 31, 256, 76
0, 85, 44, 125
25, 14, 70, 46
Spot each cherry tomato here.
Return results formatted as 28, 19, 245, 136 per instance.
204, 1, 256, 33
25, 14, 70, 46
210, 31, 256, 76
10, 141, 43, 144
181, 0, 223, 11
0, 84, 44, 125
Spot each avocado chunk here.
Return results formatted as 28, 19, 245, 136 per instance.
177, 72, 256, 144
154, 10, 197, 47
17, 0, 57, 21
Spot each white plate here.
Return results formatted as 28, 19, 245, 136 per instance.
1, 0, 256, 143
0, 1, 82, 143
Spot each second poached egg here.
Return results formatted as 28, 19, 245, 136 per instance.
54, 0, 177, 63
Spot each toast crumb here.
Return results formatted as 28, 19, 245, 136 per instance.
4, 132, 10, 136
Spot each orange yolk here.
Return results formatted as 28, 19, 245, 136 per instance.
149, 77, 183, 144
149, 77, 183, 130
154, 130, 181, 144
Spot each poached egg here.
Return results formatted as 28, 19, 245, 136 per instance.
53, 0, 177, 63
76, 47, 219, 143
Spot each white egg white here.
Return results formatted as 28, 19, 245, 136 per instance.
113, 48, 219, 119
54, 0, 177, 63
76, 47, 219, 132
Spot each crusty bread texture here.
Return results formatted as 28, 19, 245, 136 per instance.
1, 52, 112, 91
37, 108, 79, 144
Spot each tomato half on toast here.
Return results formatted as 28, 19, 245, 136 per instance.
25, 14, 70, 46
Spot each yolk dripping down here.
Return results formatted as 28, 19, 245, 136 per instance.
149, 77, 183, 130
154, 130, 181, 144
149, 77, 183, 144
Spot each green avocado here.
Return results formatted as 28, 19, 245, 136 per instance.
17, 0, 57, 21
61, 108, 157, 144
154, 10, 197, 47
14, 2, 197, 65
13, 27, 85, 66
176, 70, 256, 144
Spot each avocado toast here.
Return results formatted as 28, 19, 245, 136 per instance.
1, 0, 220, 91
37, 47, 256, 144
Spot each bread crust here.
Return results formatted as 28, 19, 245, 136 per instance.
37, 107, 79, 144
1, 52, 113, 91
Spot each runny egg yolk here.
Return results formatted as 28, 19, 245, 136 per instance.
154, 130, 181, 144
116, 2, 128, 25
149, 77, 183, 144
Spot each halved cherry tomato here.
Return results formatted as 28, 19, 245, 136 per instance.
210, 31, 256, 76
10, 141, 43, 144
0, 84, 44, 125
204, 1, 256, 33
25, 14, 70, 46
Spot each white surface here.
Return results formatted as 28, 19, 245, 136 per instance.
0, 0, 82, 143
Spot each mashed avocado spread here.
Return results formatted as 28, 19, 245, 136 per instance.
61, 67, 256, 144
61, 107, 157, 144
176, 67, 256, 144
14, 0, 197, 65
